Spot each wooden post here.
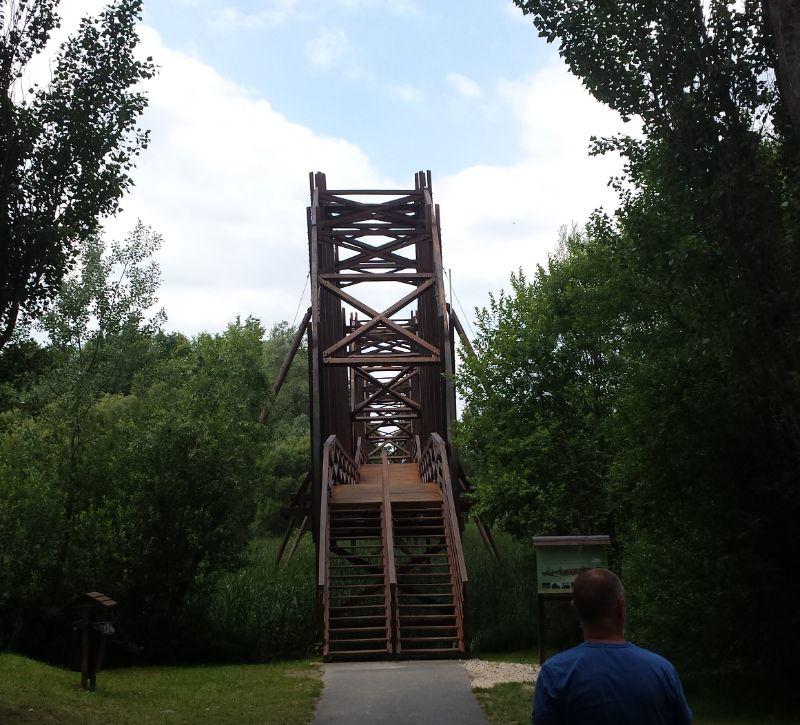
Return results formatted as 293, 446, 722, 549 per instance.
80, 610, 90, 691
259, 307, 311, 425
286, 515, 310, 564
538, 594, 546, 665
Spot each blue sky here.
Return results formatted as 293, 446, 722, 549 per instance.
143, 0, 550, 178
56, 0, 630, 334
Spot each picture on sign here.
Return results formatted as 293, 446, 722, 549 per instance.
535, 545, 608, 594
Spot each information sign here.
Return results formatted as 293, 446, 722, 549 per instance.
532, 535, 611, 665
533, 537, 609, 594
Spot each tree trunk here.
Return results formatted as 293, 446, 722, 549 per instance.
765, 0, 800, 140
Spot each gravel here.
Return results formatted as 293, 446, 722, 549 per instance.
464, 659, 540, 690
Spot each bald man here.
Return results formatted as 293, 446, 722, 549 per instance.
531, 568, 692, 724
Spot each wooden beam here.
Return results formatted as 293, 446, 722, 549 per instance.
259, 306, 312, 425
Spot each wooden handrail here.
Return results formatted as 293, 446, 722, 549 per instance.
380, 451, 398, 654
420, 432, 468, 651
318, 434, 336, 658
381, 452, 397, 586
431, 433, 468, 586
318, 434, 336, 588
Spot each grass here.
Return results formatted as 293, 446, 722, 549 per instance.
0, 654, 322, 724
471, 652, 800, 725
474, 681, 535, 725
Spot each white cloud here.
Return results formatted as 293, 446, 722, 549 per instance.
34, 2, 632, 337
446, 72, 483, 100
106, 26, 392, 335
390, 83, 425, 103
436, 62, 635, 322
305, 28, 354, 70
334, 0, 420, 14
211, 0, 419, 32
112, 40, 632, 335
212, 0, 302, 30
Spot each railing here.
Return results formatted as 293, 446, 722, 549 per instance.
355, 436, 370, 466
380, 451, 397, 653
318, 434, 360, 657
420, 433, 468, 650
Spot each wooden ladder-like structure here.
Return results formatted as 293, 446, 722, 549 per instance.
270, 171, 497, 660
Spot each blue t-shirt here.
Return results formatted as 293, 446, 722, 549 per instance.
532, 642, 692, 725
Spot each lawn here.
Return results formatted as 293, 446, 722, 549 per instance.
0, 654, 322, 724
471, 652, 799, 725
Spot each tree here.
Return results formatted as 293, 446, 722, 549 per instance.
764, 0, 800, 138
456, 229, 618, 537
456, 0, 800, 692
254, 322, 309, 535
0, 0, 155, 350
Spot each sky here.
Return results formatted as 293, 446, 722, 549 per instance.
56, 0, 631, 336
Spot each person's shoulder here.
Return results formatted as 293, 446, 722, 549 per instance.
540, 643, 589, 674
627, 643, 679, 673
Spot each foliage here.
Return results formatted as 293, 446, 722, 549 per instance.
254, 322, 309, 536
456, 0, 800, 696
187, 537, 319, 662
0, 0, 155, 349
457, 230, 618, 538
465, 525, 558, 653
0, 226, 309, 662
0, 653, 322, 725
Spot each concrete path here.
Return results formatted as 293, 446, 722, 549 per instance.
313, 660, 488, 725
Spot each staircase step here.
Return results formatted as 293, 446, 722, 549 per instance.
398, 614, 457, 620
330, 626, 388, 633
330, 615, 387, 621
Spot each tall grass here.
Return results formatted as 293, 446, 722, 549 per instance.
185, 527, 575, 662
189, 537, 319, 662
464, 525, 580, 655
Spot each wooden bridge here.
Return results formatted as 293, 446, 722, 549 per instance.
268, 171, 496, 660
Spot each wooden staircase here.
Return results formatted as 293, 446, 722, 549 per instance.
394, 500, 464, 655
325, 503, 392, 658
319, 434, 467, 660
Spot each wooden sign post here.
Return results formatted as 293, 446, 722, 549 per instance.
70, 592, 117, 691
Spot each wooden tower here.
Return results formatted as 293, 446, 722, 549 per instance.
271, 171, 496, 659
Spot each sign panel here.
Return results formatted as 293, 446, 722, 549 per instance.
533, 536, 610, 595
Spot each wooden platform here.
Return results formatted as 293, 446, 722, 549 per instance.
330, 463, 442, 504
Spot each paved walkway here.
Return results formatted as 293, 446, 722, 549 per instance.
313, 660, 488, 725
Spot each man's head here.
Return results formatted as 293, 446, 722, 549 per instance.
572, 568, 626, 640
